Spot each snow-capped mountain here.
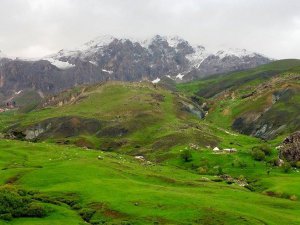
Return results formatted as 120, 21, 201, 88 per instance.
50, 35, 117, 62
0, 35, 271, 103
44, 35, 271, 81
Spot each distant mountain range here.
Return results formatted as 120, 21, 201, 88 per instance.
0, 35, 271, 103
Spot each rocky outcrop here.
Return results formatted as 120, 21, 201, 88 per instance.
279, 131, 300, 163
6, 116, 102, 141
232, 87, 300, 140
0, 60, 110, 105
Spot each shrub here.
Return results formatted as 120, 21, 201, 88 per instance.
245, 184, 255, 192
268, 157, 279, 166
282, 162, 292, 173
197, 166, 208, 174
0, 187, 48, 220
238, 175, 245, 181
180, 150, 193, 162
260, 144, 272, 156
0, 213, 12, 221
234, 159, 247, 168
295, 161, 300, 168
79, 208, 96, 222
24, 203, 47, 217
217, 166, 224, 175
252, 149, 266, 161
209, 165, 224, 176
290, 195, 298, 201
72, 203, 83, 210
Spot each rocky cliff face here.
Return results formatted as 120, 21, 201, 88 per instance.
0, 59, 106, 103
0, 35, 271, 103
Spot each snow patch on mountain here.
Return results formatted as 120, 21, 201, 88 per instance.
186, 45, 208, 68
89, 61, 98, 66
46, 58, 75, 69
215, 48, 257, 58
52, 35, 116, 60
176, 73, 185, 80
83, 35, 116, 50
137, 35, 186, 49
102, 69, 113, 74
152, 78, 160, 83
165, 35, 186, 48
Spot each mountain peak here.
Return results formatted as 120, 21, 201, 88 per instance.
215, 48, 257, 58
82, 35, 117, 49
140, 35, 187, 48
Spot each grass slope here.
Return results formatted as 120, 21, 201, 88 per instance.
0, 139, 300, 225
177, 59, 300, 139
1, 81, 218, 160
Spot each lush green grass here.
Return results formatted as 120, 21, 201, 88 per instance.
0, 139, 300, 225
0, 63, 300, 224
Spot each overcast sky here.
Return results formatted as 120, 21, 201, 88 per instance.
0, 0, 299, 59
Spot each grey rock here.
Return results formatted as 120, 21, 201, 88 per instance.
280, 131, 300, 163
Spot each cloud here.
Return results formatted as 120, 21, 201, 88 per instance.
0, 0, 299, 59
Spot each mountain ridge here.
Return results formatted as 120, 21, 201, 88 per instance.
0, 35, 271, 104
46, 34, 271, 79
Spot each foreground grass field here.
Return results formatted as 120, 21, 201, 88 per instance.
0, 139, 300, 225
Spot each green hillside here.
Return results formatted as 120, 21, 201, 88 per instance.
0, 61, 300, 224
177, 59, 300, 139
1, 81, 218, 161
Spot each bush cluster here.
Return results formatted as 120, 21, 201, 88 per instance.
252, 149, 266, 161
251, 144, 272, 161
282, 162, 292, 173
0, 187, 48, 221
180, 150, 193, 162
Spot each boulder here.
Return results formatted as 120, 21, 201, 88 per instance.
279, 131, 300, 163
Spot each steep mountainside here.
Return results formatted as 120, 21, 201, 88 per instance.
0, 35, 271, 104
177, 59, 300, 140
